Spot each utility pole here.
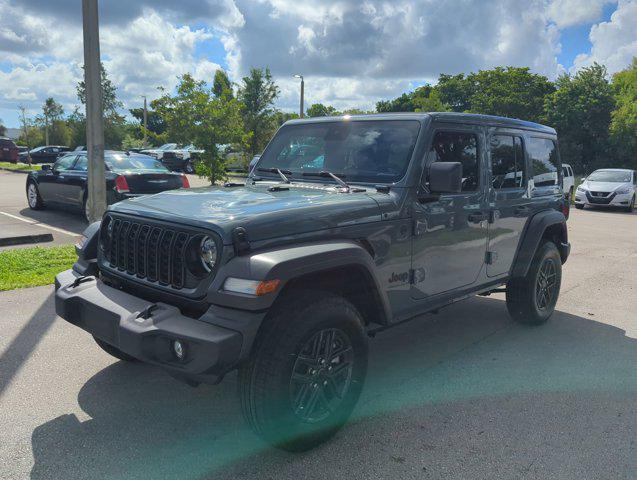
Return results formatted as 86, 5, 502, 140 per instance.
294, 74, 304, 118
82, 0, 107, 222
18, 105, 32, 165
142, 95, 148, 147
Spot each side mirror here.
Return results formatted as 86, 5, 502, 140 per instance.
428, 162, 463, 194
41, 164, 51, 172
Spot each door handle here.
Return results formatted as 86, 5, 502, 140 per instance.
514, 206, 529, 216
467, 212, 486, 223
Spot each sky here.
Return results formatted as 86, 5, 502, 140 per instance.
1, 0, 636, 129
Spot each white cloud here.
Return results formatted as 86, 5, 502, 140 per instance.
572, 0, 637, 74
548, 0, 616, 28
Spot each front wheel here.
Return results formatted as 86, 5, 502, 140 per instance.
26, 182, 44, 210
626, 195, 635, 213
506, 241, 562, 325
238, 291, 368, 452
575, 203, 584, 210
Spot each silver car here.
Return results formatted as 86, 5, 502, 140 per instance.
575, 168, 636, 212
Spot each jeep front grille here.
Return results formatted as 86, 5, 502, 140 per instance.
103, 215, 193, 289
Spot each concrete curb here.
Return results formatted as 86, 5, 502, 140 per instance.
0, 233, 54, 247
0, 167, 32, 174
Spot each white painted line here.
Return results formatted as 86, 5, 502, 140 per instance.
0, 211, 78, 237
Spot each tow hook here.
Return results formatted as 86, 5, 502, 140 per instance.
137, 304, 159, 320
71, 276, 94, 288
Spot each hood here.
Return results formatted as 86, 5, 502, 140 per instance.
582, 180, 631, 192
109, 182, 384, 244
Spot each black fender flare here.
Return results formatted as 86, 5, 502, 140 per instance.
510, 210, 569, 278
207, 240, 392, 322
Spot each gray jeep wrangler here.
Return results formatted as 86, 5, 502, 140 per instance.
55, 113, 570, 451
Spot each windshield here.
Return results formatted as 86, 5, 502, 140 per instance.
255, 120, 421, 184
30, 146, 45, 153
105, 153, 170, 172
587, 170, 632, 183
158, 143, 178, 151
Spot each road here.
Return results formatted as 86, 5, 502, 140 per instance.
0, 208, 636, 479
0, 170, 212, 249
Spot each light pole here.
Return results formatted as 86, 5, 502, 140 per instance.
141, 95, 148, 147
82, 0, 106, 222
294, 74, 304, 118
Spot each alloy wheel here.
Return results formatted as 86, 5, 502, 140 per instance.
536, 258, 557, 311
289, 328, 354, 424
27, 184, 38, 208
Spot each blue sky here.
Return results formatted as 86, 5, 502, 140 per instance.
1, 0, 636, 130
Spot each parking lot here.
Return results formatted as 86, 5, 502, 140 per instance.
0, 198, 635, 479
0, 170, 211, 249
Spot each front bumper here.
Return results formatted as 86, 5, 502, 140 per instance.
55, 269, 247, 384
574, 191, 633, 207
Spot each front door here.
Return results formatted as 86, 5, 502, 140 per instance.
486, 130, 531, 277
38, 155, 77, 203
411, 126, 489, 299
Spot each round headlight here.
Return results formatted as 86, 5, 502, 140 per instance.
199, 236, 218, 272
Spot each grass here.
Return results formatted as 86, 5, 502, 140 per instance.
0, 161, 40, 172
0, 245, 77, 291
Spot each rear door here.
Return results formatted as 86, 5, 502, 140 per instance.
486, 130, 531, 277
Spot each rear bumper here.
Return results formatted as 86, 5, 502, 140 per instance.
55, 269, 252, 384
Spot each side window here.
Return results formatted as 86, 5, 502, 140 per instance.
429, 131, 479, 192
528, 137, 559, 187
491, 134, 525, 189
54, 155, 76, 171
72, 155, 88, 171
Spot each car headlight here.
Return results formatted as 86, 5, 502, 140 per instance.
199, 236, 218, 272
615, 187, 631, 195
576, 185, 587, 193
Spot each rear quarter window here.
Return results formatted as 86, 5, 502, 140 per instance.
528, 137, 560, 188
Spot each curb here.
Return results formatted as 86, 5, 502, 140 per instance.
0, 167, 32, 174
0, 233, 54, 247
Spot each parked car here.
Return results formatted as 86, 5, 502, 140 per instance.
26, 151, 190, 221
140, 143, 178, 160
0, 138, 19, 163
562, 163, 574, 199
574, 168, 636, 212
55, 113, 570, 451
19, 145, 70, 164
161, 144, 204, 173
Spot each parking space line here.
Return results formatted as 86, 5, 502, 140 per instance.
0, 211, 78, 237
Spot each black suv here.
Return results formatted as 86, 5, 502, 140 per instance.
55, 113, 570, 451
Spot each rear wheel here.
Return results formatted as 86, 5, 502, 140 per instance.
239, 291, 368, 452
93, 336, 138, 362
26, 182, 44, 210
506, 241, 562, 325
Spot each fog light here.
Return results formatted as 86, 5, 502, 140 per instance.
173, 340, 185, 360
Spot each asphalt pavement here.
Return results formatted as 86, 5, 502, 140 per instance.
0, 207, 636, 479
0, 170, 211, 249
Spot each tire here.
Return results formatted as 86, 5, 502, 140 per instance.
93, 336, 139, 362
82, 196, 90, 223
575, 203, 584, 210
238, 290, 368, 452
506, 241, 562, 326
626, 195, 635, 213
26, 181, 44, 210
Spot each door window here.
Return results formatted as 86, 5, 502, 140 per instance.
72, 155, 88, 171
429, 131, 479, 191
53, 155, 76, 171
528, 137, 559, 187
491, 135, 525, 189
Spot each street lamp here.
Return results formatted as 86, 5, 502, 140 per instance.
294, 74, 304, 118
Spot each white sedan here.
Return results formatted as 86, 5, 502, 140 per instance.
574, 168, 636, 212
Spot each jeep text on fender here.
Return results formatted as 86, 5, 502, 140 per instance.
55, 113, 570, 451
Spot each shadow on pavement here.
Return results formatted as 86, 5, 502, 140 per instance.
0, 292, 56, 397
19, 207, 86, 235
30, 297, 637, 480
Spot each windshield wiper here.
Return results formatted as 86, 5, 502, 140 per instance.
302, 171, 350, 191
257, 168, 291, 183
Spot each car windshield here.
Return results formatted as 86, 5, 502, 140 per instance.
159, 143, 178, 150
587, 170, 631, 183
105, 153, 170, 172
255, 120, 421, 184
30, 146, 46, 153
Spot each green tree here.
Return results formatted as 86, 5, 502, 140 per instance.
40, 97, 64, 144
376, 85, 448, 113
0, 119, 6, 137
273, 111, 299, 126
213, 69, 233, 99
436, 74, 473, 112
238, 68, 280, 155
544, 63, 615, 173
306, 103, 340, 117
610, 58, 637, 168
129, 107, 167, 136
155, 73, 246, 184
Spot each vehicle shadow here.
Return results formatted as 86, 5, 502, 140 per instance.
30, 297, 637, 480
19, 207, 87, 234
